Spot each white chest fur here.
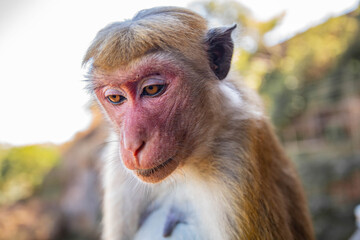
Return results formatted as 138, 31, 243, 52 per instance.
102, 142, 230, 240
134, 175, 228, 240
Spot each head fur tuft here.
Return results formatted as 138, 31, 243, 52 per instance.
83, 7, 208, 71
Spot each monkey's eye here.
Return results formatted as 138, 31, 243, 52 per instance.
107, 95, 126, 104
142, 85, 165, 97
104, 89, 126, 105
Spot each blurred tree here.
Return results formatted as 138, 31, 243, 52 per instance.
193, 1, 360, 128
264, 11, 360, 127
0, 145, 59, 204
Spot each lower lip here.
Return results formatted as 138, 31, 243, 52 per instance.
135, 157, 179, 183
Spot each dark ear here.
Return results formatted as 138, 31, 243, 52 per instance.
205, 24, 236, 80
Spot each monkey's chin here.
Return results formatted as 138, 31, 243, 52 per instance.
134, 158, 179, 183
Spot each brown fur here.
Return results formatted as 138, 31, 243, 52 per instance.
83, 6, 314, 240
83, 7, 208, 71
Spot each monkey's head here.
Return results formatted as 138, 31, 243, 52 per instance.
84, 7, 236, 183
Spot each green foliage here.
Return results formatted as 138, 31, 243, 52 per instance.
195, 0, 360, 128
0, 145, 60, 205
263, 12, 359, 126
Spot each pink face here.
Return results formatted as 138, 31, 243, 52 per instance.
93, 55, 197, 183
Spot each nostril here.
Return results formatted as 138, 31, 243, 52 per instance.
134, 141, 145, 157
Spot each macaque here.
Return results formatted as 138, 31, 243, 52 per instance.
83, 6, 314, 240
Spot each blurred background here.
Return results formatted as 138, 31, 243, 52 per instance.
0, 0, 359, 239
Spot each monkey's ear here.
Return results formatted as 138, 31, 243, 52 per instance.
205, 24, 236, 80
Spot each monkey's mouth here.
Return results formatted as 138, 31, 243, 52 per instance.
135, 157, 179, 183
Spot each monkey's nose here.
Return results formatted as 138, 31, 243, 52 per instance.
133, 141, 145, 157
122, 139, 146, 169
123, 135, 146, 157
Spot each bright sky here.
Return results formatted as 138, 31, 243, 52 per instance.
0, 0, 358, 146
